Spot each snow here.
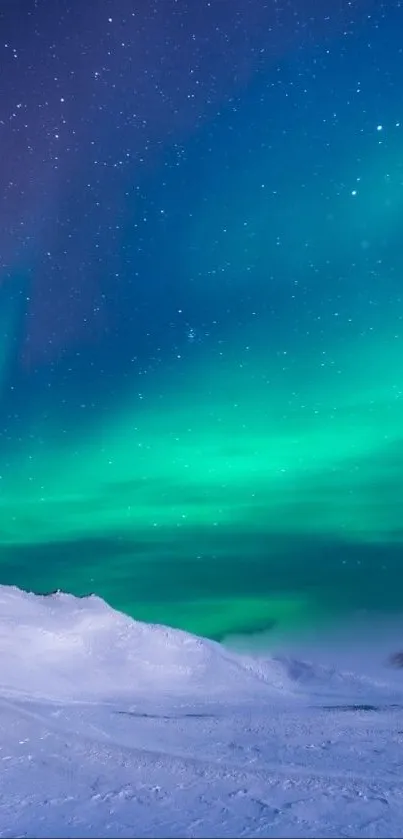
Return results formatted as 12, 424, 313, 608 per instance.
1, 586, 403, 837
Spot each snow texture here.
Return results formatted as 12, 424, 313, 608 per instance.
1, 585, 403, 838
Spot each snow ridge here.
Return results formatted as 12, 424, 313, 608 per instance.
1, 584, 403, 838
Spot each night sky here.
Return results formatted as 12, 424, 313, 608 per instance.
1, 0, 403, 640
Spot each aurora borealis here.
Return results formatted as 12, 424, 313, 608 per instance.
1, 0, 403, 639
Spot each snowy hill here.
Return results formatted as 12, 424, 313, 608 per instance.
1, 586, 403, 838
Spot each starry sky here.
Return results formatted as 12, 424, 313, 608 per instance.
1, 0, 403, 640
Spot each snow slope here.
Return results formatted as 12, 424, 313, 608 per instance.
1, 586, 403, 838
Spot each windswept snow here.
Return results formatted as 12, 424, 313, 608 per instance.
1, 586, 403, 837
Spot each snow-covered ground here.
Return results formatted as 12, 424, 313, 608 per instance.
1, 586, 403, 838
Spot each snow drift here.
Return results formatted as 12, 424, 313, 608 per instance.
1, 584, 403, 838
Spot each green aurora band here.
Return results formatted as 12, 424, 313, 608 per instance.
2, 310, 403, 638
1, 104, 403, 640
